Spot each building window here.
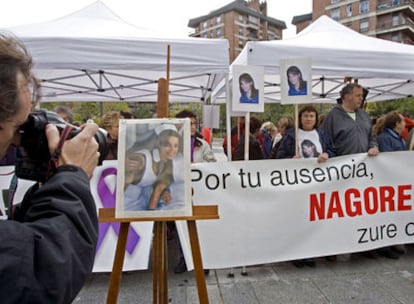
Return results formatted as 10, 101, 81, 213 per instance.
392, 15, 400, 26
360, 18, 369, 32
392, 0, 400, 5
239, 27, 244, 36
344, 21, 352, 28
391, 33, 400, 41
346, 4, 352, 17
248, 15, 259, 24
216, 28, 221, 38
331, 0, 339, 3
239, 14, 244, 22
203, 21, 208, 29
216, 16, 221, 24
238, 39, 244, 47
331, 7, 340, 21
360, 0, 369, 14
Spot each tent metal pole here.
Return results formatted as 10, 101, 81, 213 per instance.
225, 73, 232, 161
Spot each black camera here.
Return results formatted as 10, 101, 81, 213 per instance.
15, 109, 107, 182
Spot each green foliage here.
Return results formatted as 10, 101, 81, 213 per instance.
366, 97, 414, 118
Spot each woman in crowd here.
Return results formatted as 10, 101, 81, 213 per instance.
101, 111, 121, 160
269, 116, 294, 159
260, 121, 281, 159
276, 105, 335, 268
276, 105, 335, 162
239, 73, 259, 104
374, 110, 407, 259
287, 65, 307, 96
176, 110, 216, 163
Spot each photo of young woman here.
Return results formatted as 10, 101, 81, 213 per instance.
239, 73, 259, 104
116, 118, 192, 218
287, 65, 307, 96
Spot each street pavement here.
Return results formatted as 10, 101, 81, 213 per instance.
75, 245, 414, 304
74, 139, 414, 303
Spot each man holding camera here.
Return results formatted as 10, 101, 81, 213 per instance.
0, 33, 100, 303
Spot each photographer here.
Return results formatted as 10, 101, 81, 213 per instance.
0, 33, 100, 303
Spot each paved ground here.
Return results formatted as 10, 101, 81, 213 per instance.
75, 245, 414, 304
74, 139, 414, 303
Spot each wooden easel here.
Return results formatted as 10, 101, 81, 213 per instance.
99, 205, 219, 304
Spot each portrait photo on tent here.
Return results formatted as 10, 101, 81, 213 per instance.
115, 118, 192, 218
232, 65, 264, 112
280, 58, 312, 104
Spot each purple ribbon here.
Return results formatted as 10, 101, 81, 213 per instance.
96, 167, 140, 255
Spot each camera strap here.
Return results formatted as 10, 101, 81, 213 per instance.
49, 125, 74, 174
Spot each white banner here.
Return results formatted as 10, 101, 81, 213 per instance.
2, 151, 413, 271
190, 151, 414, 269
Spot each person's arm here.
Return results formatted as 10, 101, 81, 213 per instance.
318, 128, 336, 158
367, 128, 379, 156
148, 182, 169, 209
3, 166, 98, 303
0, 122, 100, 303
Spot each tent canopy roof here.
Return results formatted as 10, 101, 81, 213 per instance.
4, 1, 229, 103
214, 15, 414, 104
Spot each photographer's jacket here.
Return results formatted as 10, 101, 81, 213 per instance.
0, 165, 98, 304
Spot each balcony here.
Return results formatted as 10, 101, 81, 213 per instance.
377, 0, 413, 9
377, 0, 414, 18
377, 16, 414, 29
376, 17, 414, 39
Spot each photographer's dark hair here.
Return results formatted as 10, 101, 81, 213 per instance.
0, 33, 40, 122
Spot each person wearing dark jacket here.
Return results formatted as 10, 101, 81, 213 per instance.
0, 33, 99, 304
374, 110, 407, 259
233, 117, 264, 160
322, 83, 378, 156
276, 106, 336, 161
321, 83, 378, 262
276, 105, 335, 268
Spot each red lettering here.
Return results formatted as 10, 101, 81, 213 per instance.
344, 188, 362, 217
364, 187, 378, 215
309, 185, 412, 222
309, 193, 325, 221
379, 186, 396, 212
398, 184, 412, 211
327, 191, 344, 219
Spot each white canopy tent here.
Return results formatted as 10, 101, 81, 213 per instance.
4, 1, 229, 103
213, 15, 414, 104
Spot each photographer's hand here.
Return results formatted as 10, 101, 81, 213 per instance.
46, 123, 100, 178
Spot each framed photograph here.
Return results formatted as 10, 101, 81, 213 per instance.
280, 58, 312, 104
232, 65, 264, 113
115, 118, 192, 218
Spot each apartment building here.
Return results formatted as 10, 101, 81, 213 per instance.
188, 0, 286, 62
293, 0, 414, 44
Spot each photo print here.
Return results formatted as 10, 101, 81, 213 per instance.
115, 118, 192, 218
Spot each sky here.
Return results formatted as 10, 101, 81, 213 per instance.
0, 0, 312, 39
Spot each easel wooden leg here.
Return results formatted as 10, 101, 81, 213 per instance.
187, 220, 209, 304
106, 222, 130, 304
153, 222, 160, 303
153, 221, 168, 304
